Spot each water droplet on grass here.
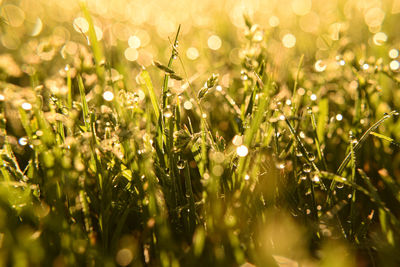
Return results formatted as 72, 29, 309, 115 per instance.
389, 49, 399, 59
314, 60, 326, 72
310, 94, 317, 101
299, 173, 307, 180
163, 107, 173, 118
295, 149, 303, 157
275, 160, 285, 169
303, 163, 312, 173
19, 137, 28, 146
177, 160, 185, 170
21, 102, 32, 110
240, 70, 248, 81
237, 145, 248, 157
390, 60, 400, 71
312, 174, 320, 183
103, 91, 114, 101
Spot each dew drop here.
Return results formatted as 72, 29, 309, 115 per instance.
307, 152, 316, 162
183, 101, 193, 110
163, 107, 173, 118
232, 135, 243, 146
299, 173, 307, 180
236, 145, 248, 157
177, 160, 185, 170
295, 149, 303, 157
18, 137, 28, 146
303, 163, 312, 173
310, 94, 317, 101
103, 91, 114, 101
362, 63, 369, 70
275, 160, 285, 169
240, 70, 248, 81
389, 49, 399, 59
390, 60, 400, 71
21, 102, 32, 110
314, 60, 327, 72
312, 174, 320, 183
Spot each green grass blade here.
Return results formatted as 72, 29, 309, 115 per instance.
80, 2, 104, 77
140, 70, 160, 121
336, 111, 398, 175
77, 74, 91, 132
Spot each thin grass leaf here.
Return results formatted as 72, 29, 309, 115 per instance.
77, 74, 91, 132
291, 54, 303, 115
308, 107, 328, 170
162, 25, 181, 109
66, 65, 72, 110
370, 131, 400, 147
236, 78, 270, 187
154, 60, 175, 74
336, 111, 398, 175
140, 70, 160, 120
80, 2, 104, 77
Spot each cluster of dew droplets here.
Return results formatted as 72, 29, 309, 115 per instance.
349, 130, 358, 146
172, 41, 179, 59
240, 70, 248, 81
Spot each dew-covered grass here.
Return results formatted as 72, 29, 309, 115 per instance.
1, 0, 400, 266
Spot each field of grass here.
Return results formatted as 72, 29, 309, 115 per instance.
1, 0, 400, 266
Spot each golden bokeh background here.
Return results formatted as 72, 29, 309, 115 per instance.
1, 0, 399, 66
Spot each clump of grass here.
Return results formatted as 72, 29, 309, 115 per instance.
1, 4, 400, 267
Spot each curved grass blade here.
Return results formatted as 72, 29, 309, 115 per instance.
336, 111, 398, 175
140, 70, 160, 121
77, 74, 91, 132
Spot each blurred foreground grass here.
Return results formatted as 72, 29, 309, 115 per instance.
1, 0, 400, 266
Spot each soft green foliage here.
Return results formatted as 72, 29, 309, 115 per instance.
1, 4, 400, 267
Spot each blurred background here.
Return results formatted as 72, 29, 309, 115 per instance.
1, 0, 399, 74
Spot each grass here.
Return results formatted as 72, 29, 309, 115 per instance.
1, 1, 400, 266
